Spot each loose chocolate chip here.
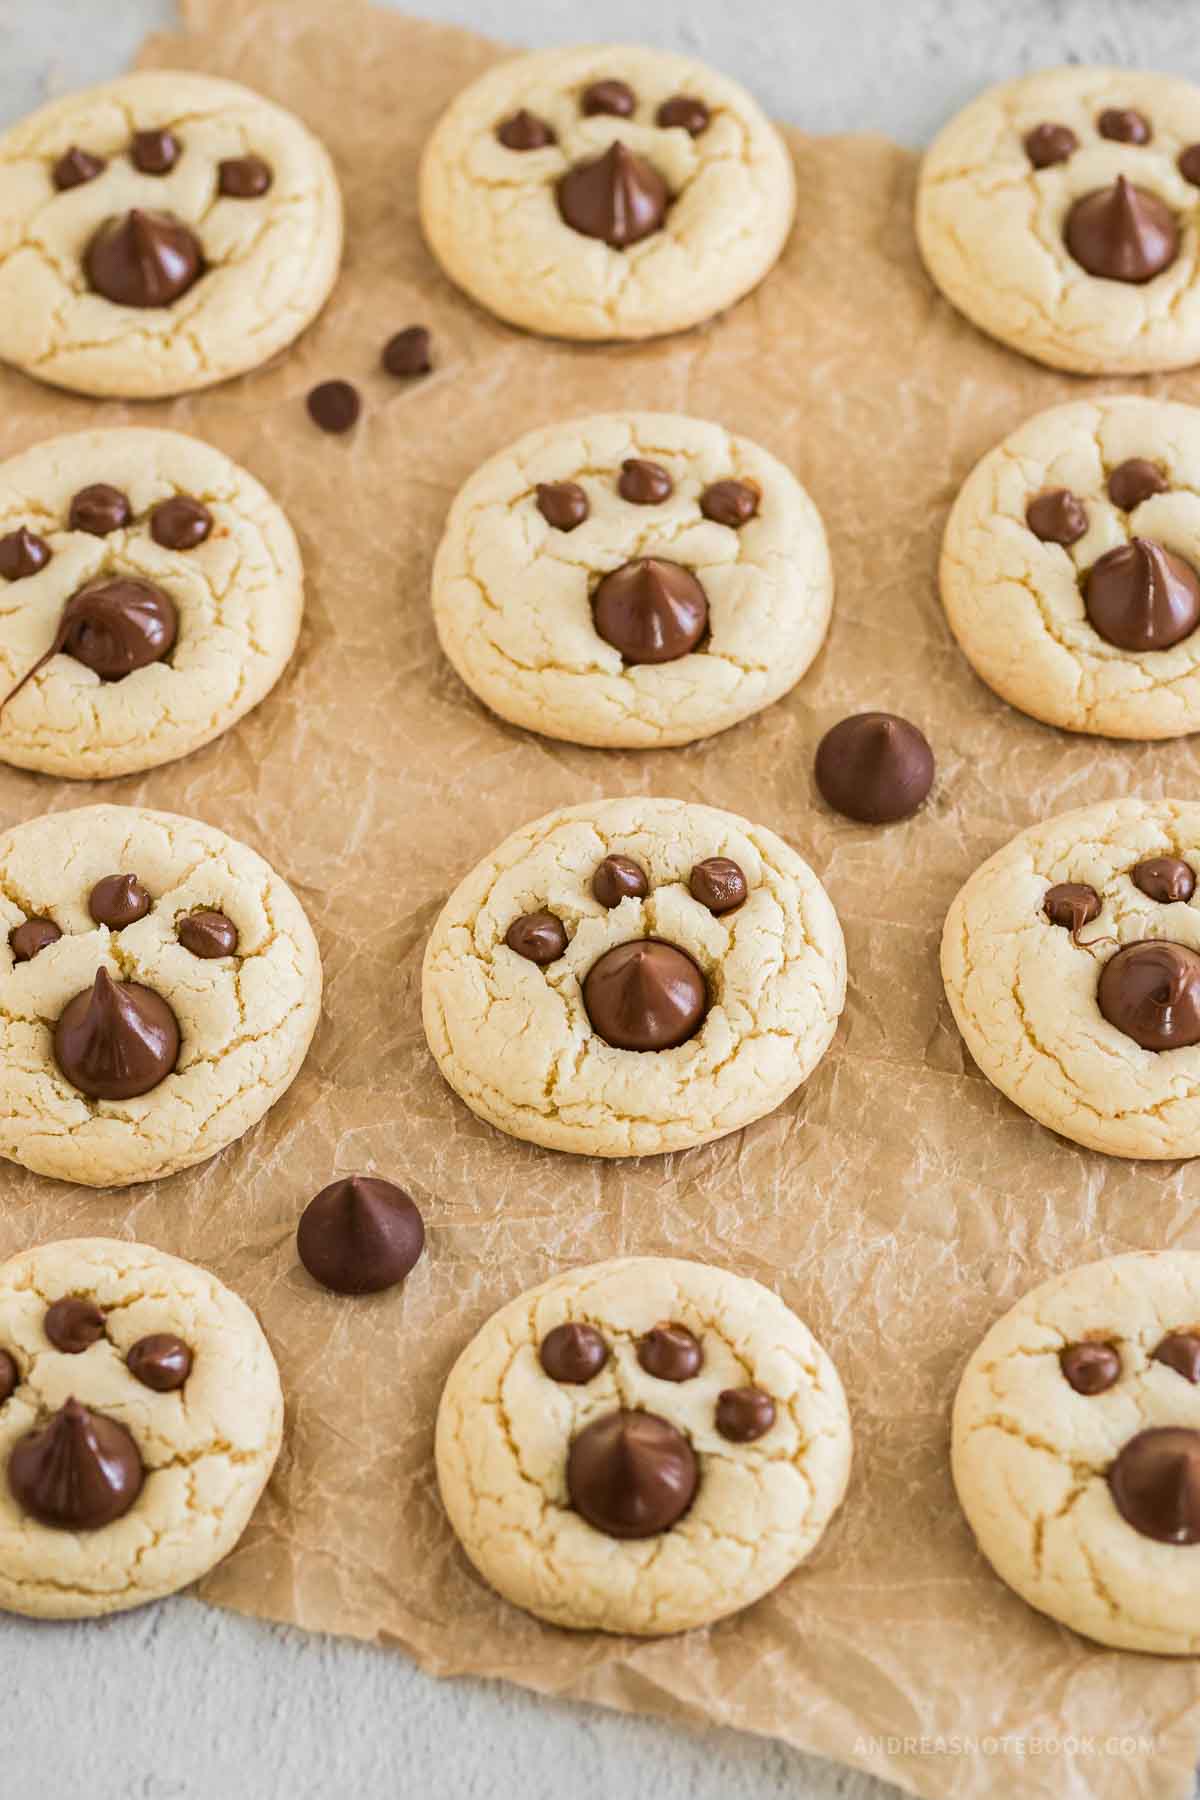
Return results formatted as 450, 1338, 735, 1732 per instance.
9, 1398, 144, 1530
177, 909, 238, 958
539, 1322, 608, 1384
567, 1408, 697, 1538
150, 494, 212, 550
1107, 459, 1168, 511
1098, 106, 1151, 145
689, 857, 747, 916
89, 873, 151, 929
497, 110, 556, 150
557, 142, 668, 247
217, 154, 272, 197
44, 1298, 105, 1354
716, 1387, 776, 1442
297, 1174, 425, 1295
52, 145, 106, 190
1108, 1426, 1200, 1543
382, 326, 432, 377
131, 129, 180, 175
536, 481, 589, 531
505, 911, 567, 965
1044, 882, 1102, 932
700, 479, 758, 527
68, 484, 131, 537
1061, 1341, 1121, 1395
592, 854, 648, 908
0, 1350, 17, 1406
1132, 858, 1195, 904
0, 528, 51, 581
85, 209, 204, 307
1097, 940, 1200, 1051
1153, 1333, 1200, 1384
656, 94, 710, 136
1023, 122, 1078, 169
637, 1323, 702, 1382
1026, 488, 1088, 546
592, 558, 708, 664
1064, 176, 1178, 284
54, 577, 178, 681
581, 79, 635, 118
127, 1333, 193, 1392
9, 918, 61, 963
618, 458, 673, 504
54, 968, 180, 1101
1085, 538, 1200, 651
1180, 144, 1200, 188
307, 380, 361, 434
583, 939, 707, 1052
814, 712, 934, 825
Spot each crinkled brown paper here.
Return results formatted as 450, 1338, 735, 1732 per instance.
3, 2, 1200, 1795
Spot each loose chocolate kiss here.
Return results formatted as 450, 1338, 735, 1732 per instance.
1043, 883, 1102, 933
1154, 1333, 1200, 1383
506, 911, 568, 964
44, 1298, 104, 1354
637, 1323, 702, 1381
583, 939, 707, 1052
89, 873, 151, 929
1084, 539, 1200, 651
690, 858, 747, 916
297, 1175, 425, 1295
1060, 1341, 1122, 1395
177, 909, 238, 958
592, 854, 648, 908
1108, 459, 1167, 511
1064, 175, 1179, 283
1097, 940, 1200, 1051
1023, 122, 1078, 168
567, 1408, 698, 1539
540, 1323, 608, 1384
1026, 489, 1087, 546
9, 918, 61, 962
1132, 858, 1195, 904
701, 480, 758, 527
557, 141, 668, 247
9, 1398, 144, 1530
497, 110, 556, 150
0, 528, 51, 580
1108, 1426, 1200, 1544
54, 967, 180, 1101
85, 209, 205, 307
814, 712, 935, 825
592, 559, 708, 664
716, 1387, 776, 1443
127, 1333, 192, 1392
218, 155, 273, 197
536, 482, 589, 531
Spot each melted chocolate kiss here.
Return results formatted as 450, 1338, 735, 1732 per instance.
1108, 1427, 1200, 1544
9, 918, 61, 963
1026, 488, 1088, 546
9, 1398, 144, 1530
557, 141, 668, 247
715, 1387, 776, 1442
496, 110, 556, 150
567, 1408, 698, 1539
54, 967, 180, 1101
583, 939, 707, 1052
1064, 175, 1179, 283
1108, 459, 1167, 511
1097, 940, 1200, 1051
592, 558, 708, 664
700, 480, 758, 527
44, 1298, 104, 1354
296, 1175, 426, 1295
127, 1333, 192, 1392
218, 155, 272, 197
539, 1323, 609, 1384
1153, 1333, 1200, 1384
814, 712, 935, 824
505, 911, 567, 964
592, 854, 648, 908
177, 909, 238, 958
1044, 882, 1102, 933
1084, 539, 1200, 651
1060, 1341, 1121, 1395
536, 481, 589, 531
657, 95, 710, 135
1023, 122, 1078, 168
0, 578, 177, 714
689, 857, 747, 916
637, 1323, 702, 1381
0, 528, 51, 580
1132, 857, 1195, 904
85, 208, 204, 307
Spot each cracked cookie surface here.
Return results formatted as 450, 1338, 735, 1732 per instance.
953, 1251, 1200, 1653
435, 1256, 851, 1635
433, 412, 833, 748
0, 71, 342, 398
917, 67, 1200, 373
421, 796, 845, 1157
0, 428, 302, 777
0, 804, 321, 1187
942, 797, 1200, 1158
418, 44, 794, 341
0, 1237, 282, 1619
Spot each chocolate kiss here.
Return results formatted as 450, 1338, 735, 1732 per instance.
296, 1175, 425, 1295
1108, 1427, 1200, 1544
0, 576, 177, 718
582, 938, 707, 1052
53, 967, 180, 1101
557, 141, 668, 247
1097, 940, 1200, 1052
1064, 175, 1179, 283
592, 558, 708, 664
8, 1397, 144, 1530
1084, 539, 1200, 652
566, 1408, 698, 1539
84, 208, 204, 308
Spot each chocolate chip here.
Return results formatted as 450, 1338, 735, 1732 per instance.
1152, 1332, 1200, 1384
567, 1408, 697, 1538
1108, 1426, 1200, 1543
0, 528, 51, 580
1064, 176, 1178, 284
85, 209, 204, 307
1097, 940, 1200, 1051
497, 110, 556, 150
557, 142, 668, 247
127, 1333, 193, 1392
592, 854, 648, 908
700, 479, 758, 527
1042, 882, 1102, 938
150, 495, 212, 550
1180, 145, 1200, 188
382, 326, 432, 377
1023, 122, 1078, 168
217, 155, 272, 197
54, 577, 178, 681
89, 873, 151, 929
504, 911, 567, 964
583, 939, 707, 1052
297, 1175, 425, 1295
54, 968, 180, 1101
536, 481, 589, 531
1098, 107, 1151, 145
592, 558, 708, 664
0, 1350, 17, 1405
68, 484, 131, 537
715, 1387, 776, 1442
1132, 858, 1195, 904
131, 129, 180, 175
9, 918, 61, 963
9, 1398, 144, 1530
656, 95, 710, 135
1084, 538, 1200, 651
539, 1323, 608, 1384
52, 146, 106, 190
1060, 1341, 1121, 1395
307, 380, 361, 434
618, 458, 673, 504
44, 1297, 105, 1354
815, 712, 934, 825
637, 1323, 702, 1382
581, 80, 635, 118
689, 857, 747, 916
177, 909, 238, 958
1026, 488, 1088, 546
1107, 459, 1168, 511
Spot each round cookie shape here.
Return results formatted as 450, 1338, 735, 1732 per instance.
418, 45, 795, 342
917, 67, 1200, 374
0, 71, 342, 398
0, 805, 321, 1187
941, 397, 1200, 740
421, 797, 845, 1158
941, 797, 1200, 1159
435, 1256, 851, 1635
952, 1251, 1200, 1652
432, 414, 833, 750
0, 429, 302, 778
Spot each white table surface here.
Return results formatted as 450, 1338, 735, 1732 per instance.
3, 3, 1194, 1798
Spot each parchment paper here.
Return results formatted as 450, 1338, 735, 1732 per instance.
3, 3, 1200, 1795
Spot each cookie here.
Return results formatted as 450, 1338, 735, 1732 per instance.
436, 1256, 851, 1635
917, 67, 1200, 374
953, 1251, 1200, 1653
422, 797, 845, 1157
941, 797, 1200, 1159
941, 397, 1200, 740
0, 428, 302, 778
432, 413, 833, 748
0, 71, 342, 398
0, 1237, 281, 1619
418, 45, 794, 341
0, 805, 321, 1187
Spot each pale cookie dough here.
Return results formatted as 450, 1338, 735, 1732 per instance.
0, 428, 302, 778
954, 1251, 1200, 1653
422, 797, 845, 1157
942, 797, 1200, 1158
436, 1256, 851, 1635
0, 71, 342, 398
0, 1237, 282, 1619
433, 413, 832, 748
0, 805, 321, 1187
917, 67, 1200, 373
418, 45, 795, 341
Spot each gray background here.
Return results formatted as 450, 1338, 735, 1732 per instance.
1, 3, 1194, 1799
